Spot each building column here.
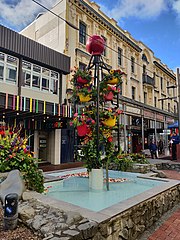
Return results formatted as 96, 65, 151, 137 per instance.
141, 115, 144, 150
123, 103, 127, 153
52, 129, 61, 165
33, 130, 39, 159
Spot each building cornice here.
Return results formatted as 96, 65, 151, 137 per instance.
154, 61, 176, 80
74, 0, 142, 53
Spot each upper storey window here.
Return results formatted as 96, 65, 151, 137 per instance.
22, 60, 59, 95
79, 22, 86, 45
118, 47, 122, 66
101, 36, 107, 57
131, 57, 135, 73
0, 52, 18, 84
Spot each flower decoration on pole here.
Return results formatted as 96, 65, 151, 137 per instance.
69, 34, 125, 191
70, 67, 94, 102
70, 112, 95, 137
103, 69, 125, 85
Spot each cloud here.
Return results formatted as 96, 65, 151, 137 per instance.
100, 0, 168, 20
0, 0, 58, 31
171, 0, 180, 16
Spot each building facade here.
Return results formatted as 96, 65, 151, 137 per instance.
0, 25, 73, 165
21, 0, 177, 155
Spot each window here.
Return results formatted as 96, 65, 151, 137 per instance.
168, 103, 170, 112
174, 105, 176, 114
144, 92, 147, 104
154, 97, 157, 107
7, 55, 18, 65
131, 57, 135, 73
0, 52, 4, 61
42, 68, 50, 91
167, 82, 170, 95
101, 36, 107, 57
6, 66, 17, 83
79, 62, 86, 71
22, 61, 31, 87
22, 60, 59, 94
0, 64, 4, 81
119, 82, 122, 95
24, 72, 31, 87
160, 77, 163, 90
79, 22, 86, 45
50, 71, 58, 94
118, 47, 122, 66
32, 75, 40, 89
132, 86, 136, 100
142, 53, 148, 62
0, 53, 18, 84
143, 65, 146, 74
32, 65, 40, 89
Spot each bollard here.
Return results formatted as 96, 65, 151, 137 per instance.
3, 193, 19, 230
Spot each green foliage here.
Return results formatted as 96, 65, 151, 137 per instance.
113, 153, 149, 172
113, 155, 134, 172
130, 153, 149, 164
77, 139, 102, 172
0, 129, 44, 193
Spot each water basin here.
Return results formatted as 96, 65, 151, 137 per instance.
44, 169, 165, 212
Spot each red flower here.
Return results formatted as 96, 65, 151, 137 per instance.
107, 137, 113, 142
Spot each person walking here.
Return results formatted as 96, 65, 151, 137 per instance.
158, 139, 164, 155
149, 140, 158, 159
171, 132, 180, 160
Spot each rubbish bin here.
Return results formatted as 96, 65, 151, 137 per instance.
3, 193, 19, 230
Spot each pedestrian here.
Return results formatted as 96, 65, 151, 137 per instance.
158, 139, 163, 155
171, 132, 180, 160
149, 140, 158, 159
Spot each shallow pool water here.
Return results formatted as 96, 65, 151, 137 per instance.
44, 169, 164, 212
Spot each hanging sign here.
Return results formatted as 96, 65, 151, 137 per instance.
46, 120, 67, 129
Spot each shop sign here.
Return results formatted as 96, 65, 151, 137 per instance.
39, 139, 46, 148
156, 114, 164, 122
144, 110, 155, 119
46, 120, 67, 129
166, 117, 174, 123
126, 106, 141, 115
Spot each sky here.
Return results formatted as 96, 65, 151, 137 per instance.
0, 0, 180, 72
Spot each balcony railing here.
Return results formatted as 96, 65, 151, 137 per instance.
142, 74, 155, 87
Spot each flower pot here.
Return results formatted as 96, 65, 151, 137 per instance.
104, 91, 114, 101
77, 76, 89, 84
77, 124, 89, 137
78, 93, 92, 102
89, 168, 103, 190
107, 77, 118, 85
102, 116, 116, 127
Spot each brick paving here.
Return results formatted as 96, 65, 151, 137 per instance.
147, 163, 180, 240
148, 208, 180, 240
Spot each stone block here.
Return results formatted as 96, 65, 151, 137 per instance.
0, 170, 25, 204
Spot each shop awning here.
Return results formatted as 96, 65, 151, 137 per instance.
168, 121, 178, 129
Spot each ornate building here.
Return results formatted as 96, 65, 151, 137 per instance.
21, 0, 177, 155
